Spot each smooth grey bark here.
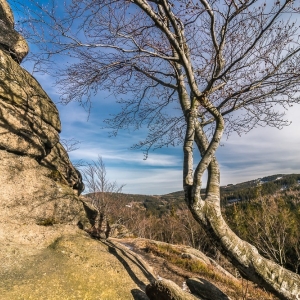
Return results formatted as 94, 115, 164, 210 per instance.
169, 26, 300, 295
182, 103, 300, 299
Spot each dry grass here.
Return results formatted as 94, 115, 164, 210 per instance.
145, 242, 278, 300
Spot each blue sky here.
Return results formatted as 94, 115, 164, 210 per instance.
44, 82, 300, 195
11, 1, 300, 195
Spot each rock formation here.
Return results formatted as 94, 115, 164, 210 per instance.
0, 5, 154, 294
186, 277, 231, 300
146, 279, 198, 300
0, 0, 28, 62
0, 0, 86, 226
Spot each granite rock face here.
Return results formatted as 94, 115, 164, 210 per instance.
146, 279, 198, 300
186, 277, 231, 300
0, 0, 28, 62
0, 0, 87, 226
0, 48, 60, 158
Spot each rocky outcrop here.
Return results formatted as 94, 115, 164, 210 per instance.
0, 3, 96, 297
0, 229, 151, 300
186, 277, 231, 300
146, 277, 232, 300
0, 46, 60, 157
146, 279, 198, 300
0, 0, 28, 62
0, 151, 86, 225
0, 0, 86, 226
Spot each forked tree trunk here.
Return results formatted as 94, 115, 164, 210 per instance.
187, 183, 300, 299
183, 119, 300, 300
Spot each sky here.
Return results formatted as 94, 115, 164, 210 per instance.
45, 84, 300, 195
10, 1, 300, 195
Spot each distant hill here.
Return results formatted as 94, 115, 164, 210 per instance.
85, 173, 300, 216
84, 173, 300, 274
219, 173, 300, 204
164, 173, 300, 204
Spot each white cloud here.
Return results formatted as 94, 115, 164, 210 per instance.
217, 107, 300, 185
70, 146, 181, 167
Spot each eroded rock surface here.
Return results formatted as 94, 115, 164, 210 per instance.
146, 279, 198, 300
186, 277, 231, 300
0, 0, 85, 227
0, 1, 110, 297
0, 228, 151, 300
0, 0, 28, 62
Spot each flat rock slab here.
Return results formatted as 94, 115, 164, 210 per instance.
146, 278, 199, 300
186, 277, 231, 300
0, 225, 150, 300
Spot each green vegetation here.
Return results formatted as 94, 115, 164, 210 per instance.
36, 217, 57, 226
47, 169, 65, 184
224, 189, 300, 273
221, 174, 300, 205
146, 242, 222, 279
104, 174, 300, 215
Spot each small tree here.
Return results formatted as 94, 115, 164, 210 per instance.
61, 138, 81, 153
11, 0, 300, 298
84, 156, 124, 238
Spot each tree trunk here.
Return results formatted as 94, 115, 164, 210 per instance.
185, 138, 300, 299
189, 194, 300, 299
173, 24, 300, 298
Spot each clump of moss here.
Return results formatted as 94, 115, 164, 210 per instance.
47, 170, 64, 183
145, 242, 218, 279
36, 217, 57, 226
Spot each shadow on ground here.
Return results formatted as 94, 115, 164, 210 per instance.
104, 239, 155, 299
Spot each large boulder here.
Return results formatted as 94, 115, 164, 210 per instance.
0, 151, 86, 225
0, 0, 87, 226
186, 277, 231, 300
146, 279, 198, 300
0, 228, 151, 300
0, 0, 28, 62
0, 46, 60, 158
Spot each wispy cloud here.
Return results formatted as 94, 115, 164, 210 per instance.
71, 146, 181, 167
218, 109, 300, 185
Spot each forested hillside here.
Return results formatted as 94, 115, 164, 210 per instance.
225, 189, 300, 273
84, 173, 300, 274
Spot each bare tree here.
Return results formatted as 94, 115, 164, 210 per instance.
83, 156, 124, 238
11, 0, 300, 298
61, 138, 81, 153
